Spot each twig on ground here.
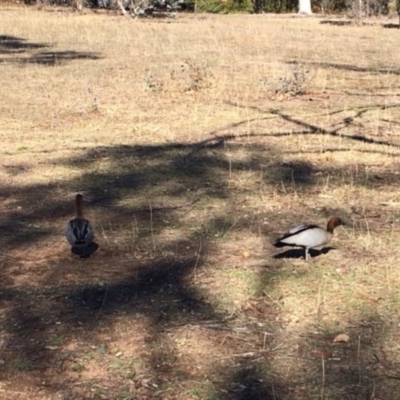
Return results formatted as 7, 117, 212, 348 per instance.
96, 285, 109, 318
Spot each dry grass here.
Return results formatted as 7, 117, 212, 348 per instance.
1, 6, 400, 399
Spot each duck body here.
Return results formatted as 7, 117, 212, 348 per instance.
65, 217, 94, 247
65, 194, 94, 253
274, 217, 342, 260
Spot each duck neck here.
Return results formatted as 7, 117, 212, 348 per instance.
76, 195, 84, 219
326, 219, 337, 234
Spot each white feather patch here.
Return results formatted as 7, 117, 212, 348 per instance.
289, 224, 309, 234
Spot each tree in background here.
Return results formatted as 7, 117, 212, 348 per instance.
17, 0, 395, 18
298, 0, 312, 13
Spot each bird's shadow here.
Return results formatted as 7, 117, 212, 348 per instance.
273, 246, 336, 260
71, 242, 99, 258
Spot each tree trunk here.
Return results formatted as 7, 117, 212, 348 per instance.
298, 0, 312, 14
117, 0, 129, 15
72, 0, 83, 11
253, 0, 262, 13
397, 0, 400, 28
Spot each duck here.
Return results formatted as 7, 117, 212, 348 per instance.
65, 194, 94, 250
274, 217, 343, 260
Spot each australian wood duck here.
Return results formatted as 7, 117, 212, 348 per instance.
65, 194, 94, 250
274, 217, 343, 260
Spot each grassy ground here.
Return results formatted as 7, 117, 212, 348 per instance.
1, 6, 400, 399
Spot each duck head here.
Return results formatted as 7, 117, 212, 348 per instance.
327, 217, 343, 233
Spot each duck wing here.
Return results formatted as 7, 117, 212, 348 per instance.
66, 218, 94, 246
274, 224, 314, 247
277, 224, 319, 241
288, 224, 318, 235
275, 225, 331, 248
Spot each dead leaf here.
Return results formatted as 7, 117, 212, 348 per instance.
311, 349, 330, 358
333, 334, 350, 343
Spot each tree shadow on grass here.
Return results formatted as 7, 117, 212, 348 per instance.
21, 50, 101, 65
249, 261, 400, 399
0, 34, 101, 65
0, 132, 397, 255
0, 34, 48, 54
0, 191, 292, 398
1, 139, 268, 250
0, 230, 292, 399
277, 160, 315, 187
217, 363, 287, 400
1, 126, 400, 397
296, 312, 400, 399
0, 239, 225, 397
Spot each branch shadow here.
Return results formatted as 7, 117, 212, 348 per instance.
301, 61, 400, 76
382, 23, 400, 29
320, 19, 353, 26
224, 100, 400, 150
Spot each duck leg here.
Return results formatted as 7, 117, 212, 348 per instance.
305, 247, 310, 260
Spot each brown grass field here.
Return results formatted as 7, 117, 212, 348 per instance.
1, 6, 400, 399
